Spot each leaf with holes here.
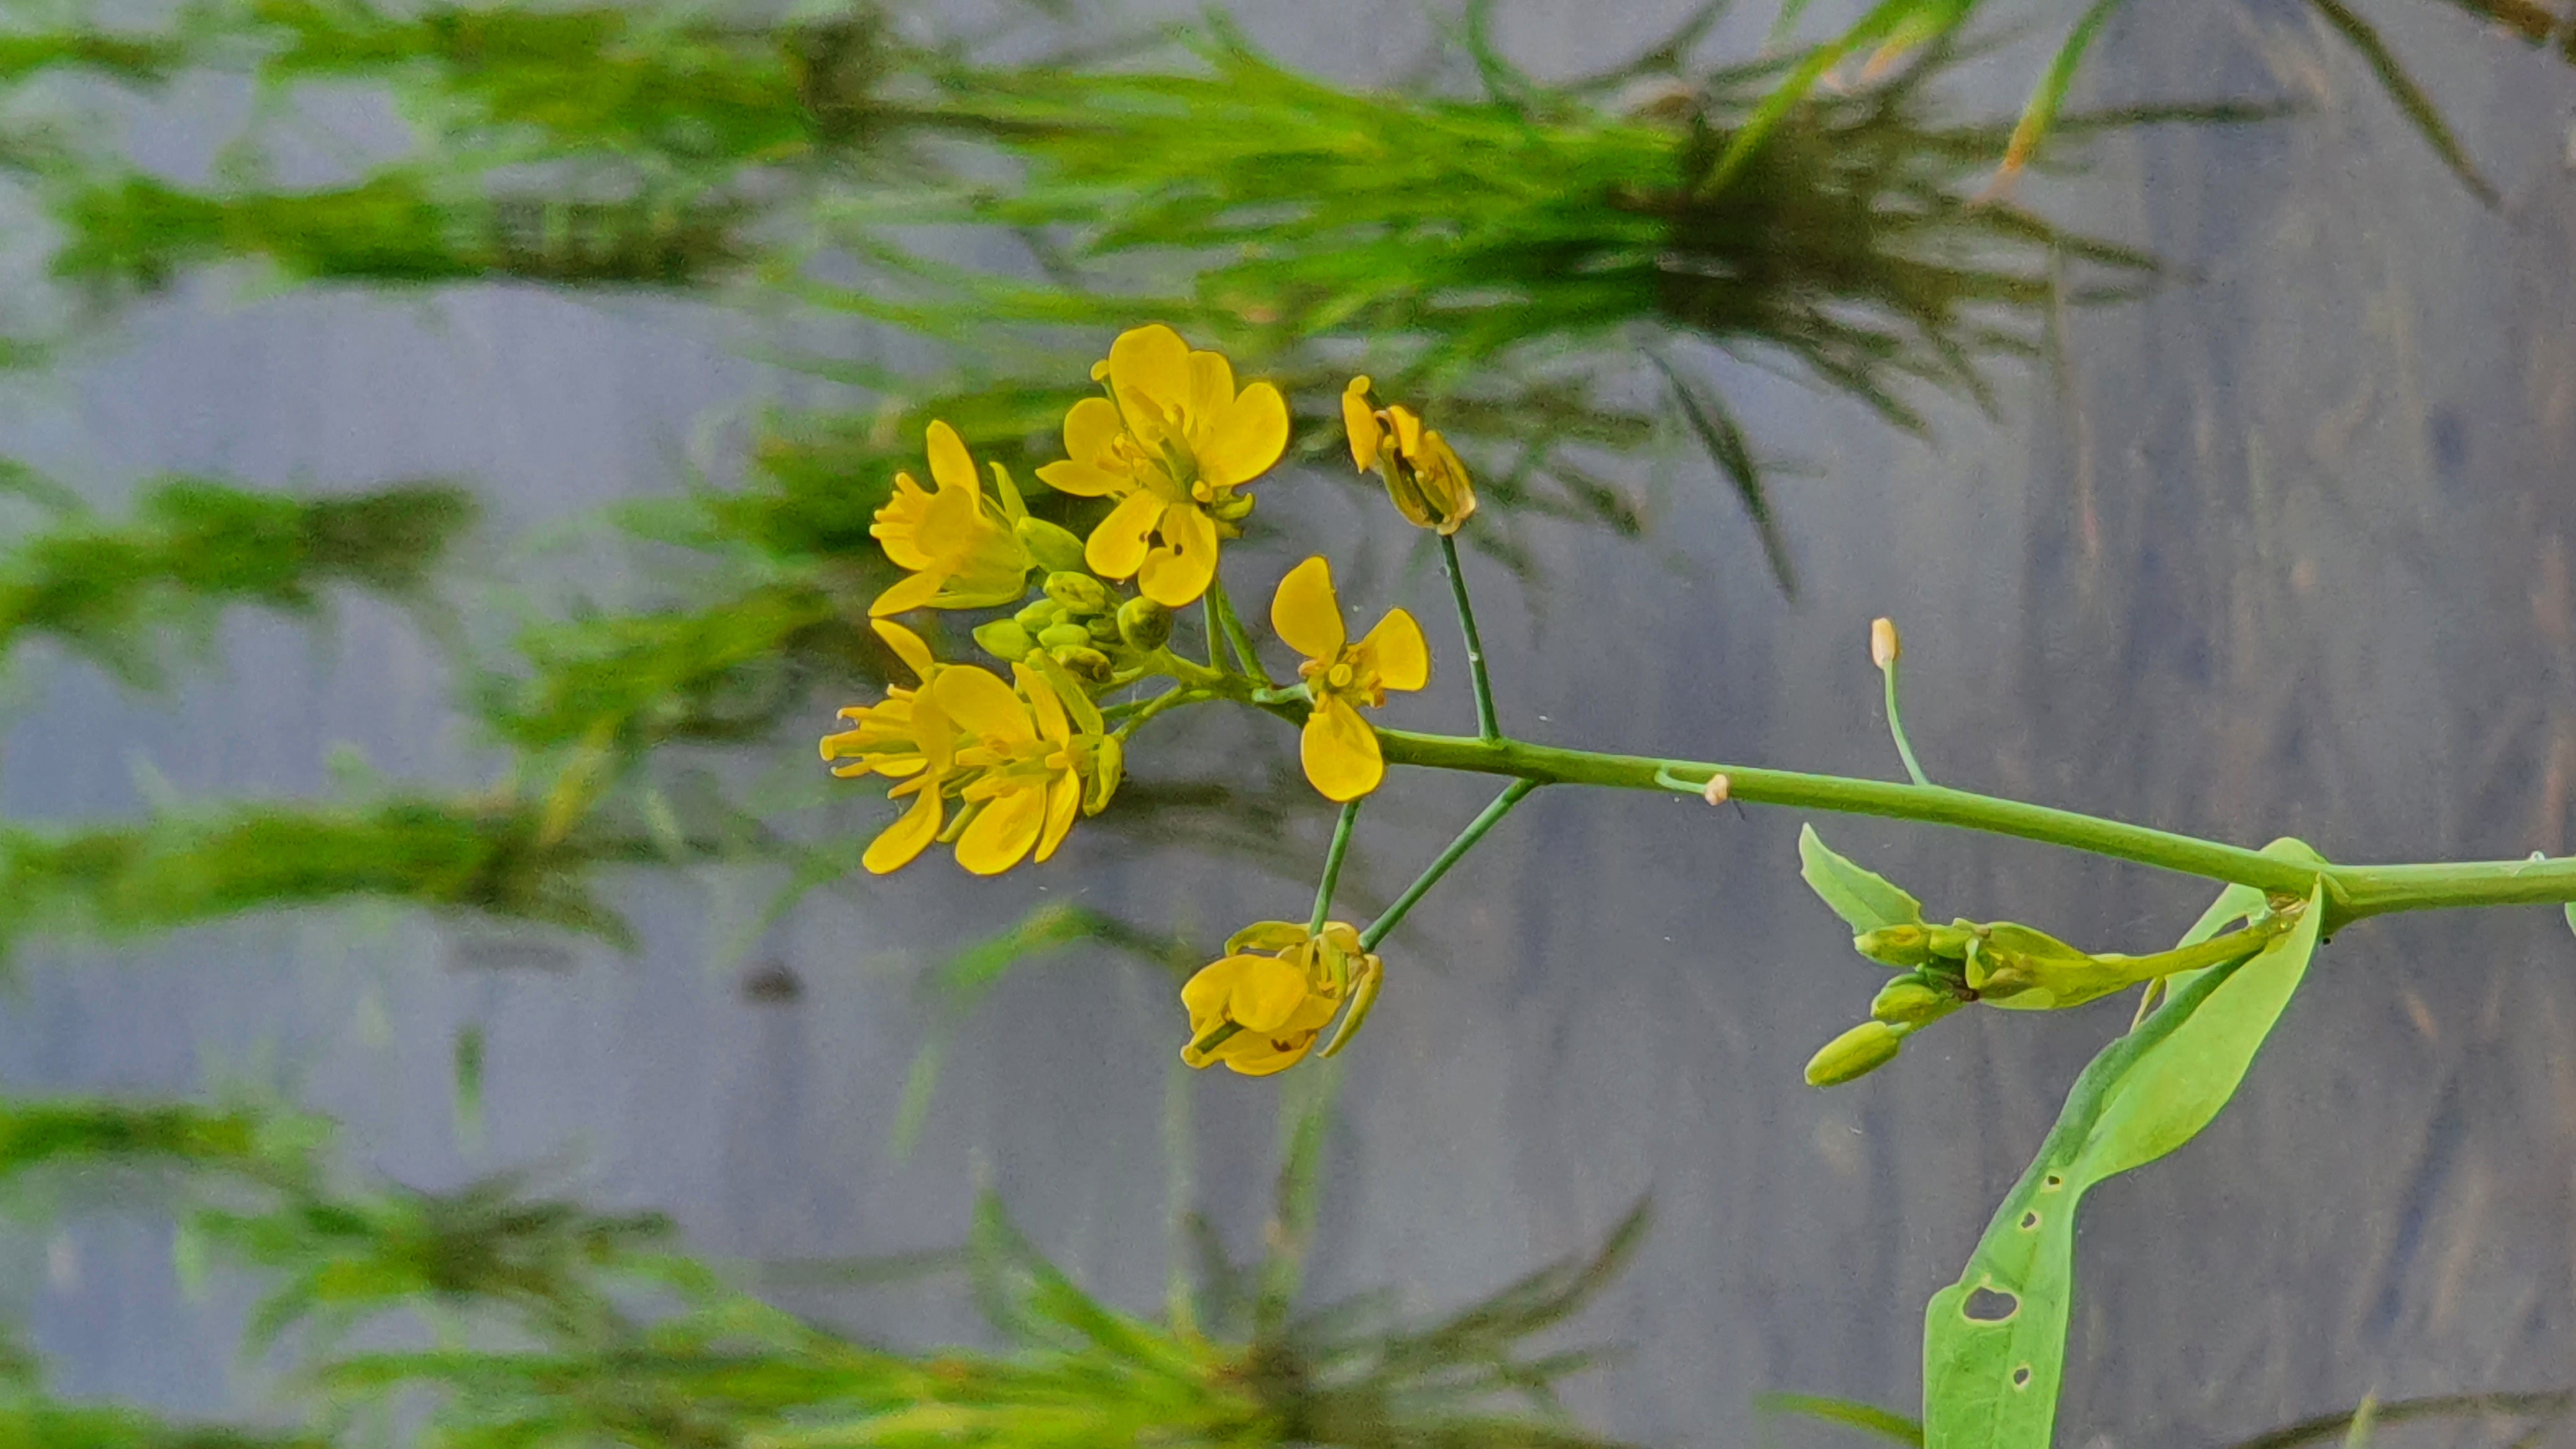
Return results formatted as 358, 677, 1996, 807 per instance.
1921, 839, 2328, 1449
1798, 824, 1925, 936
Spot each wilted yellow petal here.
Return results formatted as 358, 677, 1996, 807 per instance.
1270, 556, 1346, 661
1181, 956, 1243, 1027
862, 789, 943, 874
1198, 381, 1288, 489
1137, 505, 1218, 608
955, 785, 1046, 875
1085, 491, 1162, 580
925, 420, 977, 496
1358, 609, 1429, 692
1301, 694, 1384, 802
1341, 378, 1380, 471
931, 667, 1036, 744
1387, 404, 1423, 459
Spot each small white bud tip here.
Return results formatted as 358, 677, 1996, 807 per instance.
1870, 617, 1901, 670
1701, 772, 1731, 806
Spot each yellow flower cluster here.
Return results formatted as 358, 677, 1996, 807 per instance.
1180, 921, 1382, 1076
821, 622, 1121, 876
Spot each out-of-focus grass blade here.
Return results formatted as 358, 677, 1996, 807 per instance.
1997, 0, 2133, 182
1756, 1392, 1925, 1444
1649, 348, 1797, 597
2303, 0, 2499, 206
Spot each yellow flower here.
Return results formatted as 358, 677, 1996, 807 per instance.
1340, 376, 1477, 535
1036, 324, 1288, 609
820, 621, 962, 874
1269, 556, 1429, 802
1179, 921, 1377, 1077
870, 420, 1034, 617
936, 658, 1114, 875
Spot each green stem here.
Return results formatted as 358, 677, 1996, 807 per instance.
1360, 778, 1538, 951
1206, 577, 1271, 687
1882, 656, 1930, 787
1365, 728, 2576, 927
1310, 800, 1361, 935
1202, 596, 1224, 673
1439, 532, 1499, 744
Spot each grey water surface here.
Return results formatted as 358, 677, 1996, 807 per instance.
3, 1, 2574, 1445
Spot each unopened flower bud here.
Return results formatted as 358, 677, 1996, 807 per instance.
1044, 572, 1112, 614
1014, 516, 1088, 575
1038, 622, 1094, 652
1855, 923, 1933, 969
1700, 772, 1731, 806
1804, 1020, 1904, 1087
1085, 613, 1123, 645
1050, 643, 1112, 680
1085, 733, 1124, 814
1870, 975, 1956, 1026
1871, 617, 1901, 670
1015, 599, 1065, 632
1117, 597, 1173, 651
972, 620, 1037, 661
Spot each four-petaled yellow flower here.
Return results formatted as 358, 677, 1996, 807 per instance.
938, 659, 1116, 876
1038, 325, 1288, 609
820, 622, 962, 874
1180, 921, 1378, 1077
1340, 376, 1477, 535
870, 420, 1034, 617
1270, 556, 1428, 802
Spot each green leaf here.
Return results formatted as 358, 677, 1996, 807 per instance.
1798, 824, 1925, 935
1922, 840, 2327, 1449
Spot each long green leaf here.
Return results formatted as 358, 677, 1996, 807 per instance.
1798, 824, 1925, 935
1922, 840, 2328, 1449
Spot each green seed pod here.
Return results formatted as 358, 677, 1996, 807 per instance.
1117, 597, 1173, 651
1037, 622, 1094, 652
1043, 571, 1112, 614
1050, 643, 1112, 680
1869, 975, 1956, 1026
1014, 516, 1088, 575
1015, 599, 1065, 632
1804, 1020, 1904, 1087
972, 620, 1037, 661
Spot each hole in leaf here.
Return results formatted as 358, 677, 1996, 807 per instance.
2041, 1173, 2065, 1190
2012, 1366, 2033, 1389
1963, 1287, 2020, 1322
2020, 1211, 2040, 1230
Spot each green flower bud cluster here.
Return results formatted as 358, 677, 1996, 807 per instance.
971, 569, 1172, 682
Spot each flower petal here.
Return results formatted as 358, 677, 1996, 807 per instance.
1387, 404, 1423, 460
1062, 395, 1124, 464
1016, 663, 1071, 744
932, 666, 1037, 744
1085, 491, 1163, 580
1270, 556, 1346, 661
926, 419, 977, 496
1341, 378, 1380, 471
1036, 459, 1128, 498
870, 620, 937, 681
1226, 920, 1310, 953
1217, 1032, 1317, 1076
912, 479, 984, 560
1107, 325, 1192, 430
1225, 953, 1312, 1032
1036, 769, 1080, 862
1301, 695, 1384, 802
1181, 956, 1245, 1029
1199, 381, 1289, 489
868, 568, 942, 618
1137, 505, 1218, 608
955, 785, 1045, 875
862, 788, 943, 874
1358, 609, 1430, 691
1186, 349, 1236, 429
